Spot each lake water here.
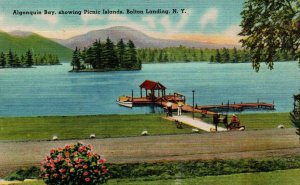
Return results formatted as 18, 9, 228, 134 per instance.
0, 62, 299, 117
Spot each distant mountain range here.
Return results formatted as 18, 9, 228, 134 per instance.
0, 31, 72, 61
0, 26, 239, 61
54, 26, 238, 49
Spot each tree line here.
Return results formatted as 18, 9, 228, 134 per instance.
137, 46, 295, 63
0, 49, 59, 68
71, 38, 141, 71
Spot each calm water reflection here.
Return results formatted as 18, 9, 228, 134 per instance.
0, 62, 299, 116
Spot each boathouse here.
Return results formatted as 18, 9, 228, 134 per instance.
139, 80, 166, 101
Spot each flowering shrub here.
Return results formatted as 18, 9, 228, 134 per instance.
40, 142, 108, 185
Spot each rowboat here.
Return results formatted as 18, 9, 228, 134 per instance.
116, 96, 133, 108
117, 100, 133, 108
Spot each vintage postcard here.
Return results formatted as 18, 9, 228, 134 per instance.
0, 0, 299, 184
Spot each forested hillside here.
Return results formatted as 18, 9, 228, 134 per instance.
0, 31, 72, 61
137, 46, 294, 63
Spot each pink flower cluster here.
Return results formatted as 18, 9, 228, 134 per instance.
40, 142, 108, 185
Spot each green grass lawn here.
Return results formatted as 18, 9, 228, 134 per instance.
0, 114, 192, 141
0, 112, 293, 141
109, 168, 300, 185
201, 112, 292, 130
7, 168, 300, 185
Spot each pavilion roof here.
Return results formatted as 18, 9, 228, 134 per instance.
139, 80, 166, 90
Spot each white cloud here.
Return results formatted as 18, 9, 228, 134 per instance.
142, 16, 156, 29
199, 8, 218, 29
176, 9, 192, 31
223, 25, 241, 38
81, 14, 102, 23
0, 16, 4, 22
160, 16, 172, 32
35, 15, 58, 25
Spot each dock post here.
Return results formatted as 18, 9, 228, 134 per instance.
132, 89, 134, 103
227, 100, 230, 111
192, 90, 195, 119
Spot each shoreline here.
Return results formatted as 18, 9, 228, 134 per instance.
0, 111, 290, 119
69, 68, 141, 72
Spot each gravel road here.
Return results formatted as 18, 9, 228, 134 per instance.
0, 128, 299, 177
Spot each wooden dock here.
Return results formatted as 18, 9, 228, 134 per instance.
118, 80, 275, 115
197, 102, 275, 111
122, 95, 274, 115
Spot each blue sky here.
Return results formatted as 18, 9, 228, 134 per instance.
0, 0, 244, 44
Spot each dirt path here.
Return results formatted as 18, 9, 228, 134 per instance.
1, 128, 300, 177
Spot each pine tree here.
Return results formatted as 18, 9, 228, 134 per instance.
0, 52, 6, 67
34, 54, 39, 65
183, 53, 190, 62
240, 50, 250, 63
215, 49, 221, 63
124, 40, 138, 69
14, 52, 21, 67
192, 51, 197, 61
102, 37, 118, 69
25, 49, 33, 67
117, 39, 125, 68
7, 49, 14, 67
149, 49, 155, 63
232, 47, 240, 63
210, 55, 215, 63
55, 56, 59, 65
92, 40, 103, 69
71, 52, 75, 70
81, 48, 89, 68
20, 54, 26, 66
158, 50, 163, 63
163, 52, 169, 62
71, 47, 81, 70
85, 47, 95, 69
221, 48, 230, 63
199, 50, 205, 61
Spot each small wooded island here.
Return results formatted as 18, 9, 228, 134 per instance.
70, 38, 141, 72
0, 49, 60, 68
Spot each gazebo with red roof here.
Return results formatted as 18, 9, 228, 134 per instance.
139, 80, 166, 101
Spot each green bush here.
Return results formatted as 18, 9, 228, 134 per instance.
4, 166, 40, 181
5, 155, 300, 181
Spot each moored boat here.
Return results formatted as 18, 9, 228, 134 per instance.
117, 96, 133, 108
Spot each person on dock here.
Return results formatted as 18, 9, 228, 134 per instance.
166, 102, 173, 117
177, 102, 184, 116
